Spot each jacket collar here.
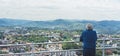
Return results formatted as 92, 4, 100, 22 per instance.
86, 29, 93, 31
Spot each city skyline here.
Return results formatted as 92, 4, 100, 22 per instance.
0, 0, 120, 21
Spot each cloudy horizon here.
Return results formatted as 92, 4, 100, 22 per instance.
0, 0, 120, 21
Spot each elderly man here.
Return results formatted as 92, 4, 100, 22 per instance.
80, 23, 97, 56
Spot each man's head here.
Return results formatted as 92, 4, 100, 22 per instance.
86, 23, 93, 30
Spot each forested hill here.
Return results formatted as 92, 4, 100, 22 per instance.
0, 18, 120, 34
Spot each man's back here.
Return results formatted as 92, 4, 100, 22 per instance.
80, 30, 97, 48
80, 23, 97, 56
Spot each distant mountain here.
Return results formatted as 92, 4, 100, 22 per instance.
23, 19, 73, 28
0, 18, 31, 26
0, 19, 7, 26
0, 18, 120, 34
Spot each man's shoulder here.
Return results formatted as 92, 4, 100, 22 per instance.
82, 30, 87, 33
93, 30, 96, 32
93, 30, 96, 33
82, 30, 96, 33
85, 30, 96, 33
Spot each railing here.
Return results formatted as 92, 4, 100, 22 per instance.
0, 38, 120, 56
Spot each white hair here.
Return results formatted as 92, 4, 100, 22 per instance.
86, 23, 93, 30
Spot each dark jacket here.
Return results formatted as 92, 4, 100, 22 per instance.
80, 30, 97, 48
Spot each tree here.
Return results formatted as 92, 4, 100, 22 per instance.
96, 50, 102, 56
62, 42, 82, 50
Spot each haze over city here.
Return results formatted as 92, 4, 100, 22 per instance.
0, 0, 120, 21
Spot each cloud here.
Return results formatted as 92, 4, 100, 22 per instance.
0, 0, 120, 21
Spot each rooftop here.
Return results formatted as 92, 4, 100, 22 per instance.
0, 38, 120, 56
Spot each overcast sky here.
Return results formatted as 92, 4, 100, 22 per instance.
0, 0, 120, 21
